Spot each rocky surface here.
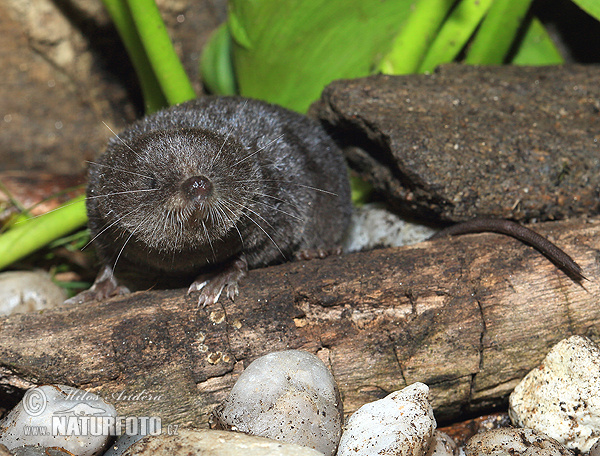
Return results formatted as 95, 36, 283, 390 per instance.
0, 385, 116, 456
337, 382, 436, 456
463, 428, 574, 456
509, 336, 600, 453
0, 0, 226, 174
211, 350, 342, 456
311, 64, 600, 223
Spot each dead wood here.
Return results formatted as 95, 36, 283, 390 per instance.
0, 217, 598, 426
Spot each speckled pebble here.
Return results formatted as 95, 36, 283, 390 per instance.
0, 385, 116, 456
589, 439, 600, 456
0, 271, 66, 315
463, 428, 574, 456
337, 382, 436, 456
211, 350, 342, 456
343, 203, 436, 253
122, 429, 325, 456
102, 433, 146, 456
509, 336, 600, 452
427, 431, 458, 456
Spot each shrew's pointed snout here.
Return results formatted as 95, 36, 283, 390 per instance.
182, 175, 213, 202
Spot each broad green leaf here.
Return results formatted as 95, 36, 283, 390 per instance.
228, 0, 414, 113
511, 17, 564, 65
379, 0, 457, 75
201, 23, 238, 95
570, 0, 600, 21
418, 0, 493, 73
465, 0, 535, 65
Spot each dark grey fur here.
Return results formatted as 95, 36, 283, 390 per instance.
84, 96, 352, 303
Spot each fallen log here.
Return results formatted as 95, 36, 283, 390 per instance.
0, 217, 598, 425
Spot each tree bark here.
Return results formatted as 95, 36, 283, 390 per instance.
0, 218, 598, 426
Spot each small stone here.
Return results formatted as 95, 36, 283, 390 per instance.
0, 271, 66, 315
122, 429, 325, 456
0, 385, 116, 456
426, 431, 457, 456
463, 428, 574, 456
509, 335, 600, 452
590, 439, 600, 456
211, 350, 342, 456
337, 382, 436, 456
343, 203, 437, 253
102, 433, 146, 456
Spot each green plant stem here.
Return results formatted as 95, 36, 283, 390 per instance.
0, 195, 88, 271
418, 0, 493, 72
126, 0, 196, 106
102, 0, 167, 113
464, 0, 535, 64
378, 0, 457, 74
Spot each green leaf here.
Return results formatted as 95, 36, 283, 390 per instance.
511, 17, 564, 65
200, 23, 238, 95
418, 0, 493, 73
0, 195, 88, 271
570, 0, 600, 21
126, 0, 196, 107
464, 0, 535, 65
379, 0, 458, 75
228, 0, 414, 113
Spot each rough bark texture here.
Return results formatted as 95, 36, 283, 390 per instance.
310, 64, 600, 223
0, 217, 598, 426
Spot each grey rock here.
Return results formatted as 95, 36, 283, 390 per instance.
463, 428, 574, 456
337, 383, 436, 456
0, 271, 66, 315
211, 350, 342, 456
311, 65, 600, 222
343, 203, 437, 253
122, 429, 324, 456
0, 385, 115, 456
427, 431, 458, 456
509, 336, 600, 453
102, 433, 145, 456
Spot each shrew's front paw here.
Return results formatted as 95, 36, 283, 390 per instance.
187, 256, 248, 307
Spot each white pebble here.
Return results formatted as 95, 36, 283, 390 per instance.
509, 335, 600, 452
0, 271, 66, 315
337, 382, 436, 456
426, 431, 458, 456
212, 350, 342, 456
343, 203, 436, 253
463, 428, 574, 456
0, 385, 116, 456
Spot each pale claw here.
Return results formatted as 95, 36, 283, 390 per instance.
187, 255, 248, 307
64, 264, 130, 304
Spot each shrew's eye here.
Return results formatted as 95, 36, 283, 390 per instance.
144, 175, 159, 190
